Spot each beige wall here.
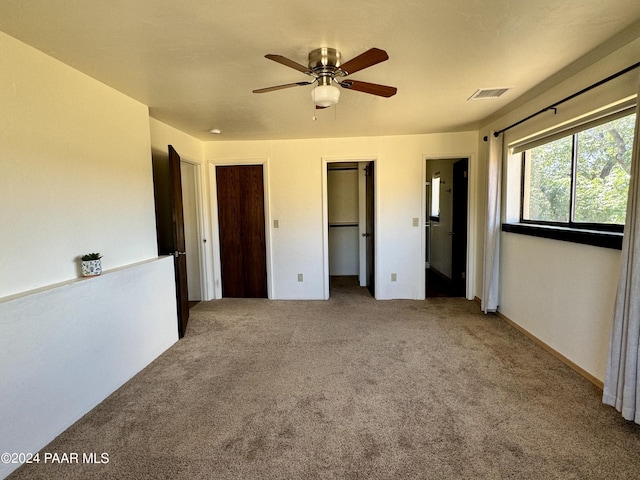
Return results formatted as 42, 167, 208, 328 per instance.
0, 33, 178, 477
149, 117, 204, 165
476, 31, 640, 380
205, 133, 478, 300
0, 31, 157, 298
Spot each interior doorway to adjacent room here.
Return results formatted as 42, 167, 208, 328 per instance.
425, 157, 468, 298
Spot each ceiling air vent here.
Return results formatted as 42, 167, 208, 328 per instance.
468, 87, 511, 101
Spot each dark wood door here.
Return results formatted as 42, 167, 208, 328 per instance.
216, 165, 267, 298
451, 158, 468, 297
365, 162, 375, 297
152, 145, 189, 337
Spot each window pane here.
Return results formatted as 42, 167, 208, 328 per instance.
523, 136, 572, 222
574, 114, 634, 224
431, 176, 440, 218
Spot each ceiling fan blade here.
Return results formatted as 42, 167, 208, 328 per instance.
253, 81, 313, 94
339, 80, 397, 98
265, 54, 311, 74
339, 48, 389, 75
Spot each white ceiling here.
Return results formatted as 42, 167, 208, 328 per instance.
1, 1, 639, 141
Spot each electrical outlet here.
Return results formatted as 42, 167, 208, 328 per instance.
391, 273, 397, 282
297, 273, 303, 282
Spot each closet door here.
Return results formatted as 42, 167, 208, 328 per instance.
365, 161, 375, 297
216, 165, 267, 298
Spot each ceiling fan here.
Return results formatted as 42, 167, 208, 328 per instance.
253, 47, 397, 108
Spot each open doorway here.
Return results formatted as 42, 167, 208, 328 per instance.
325, 160, 375, 298
425, 158, 468, 297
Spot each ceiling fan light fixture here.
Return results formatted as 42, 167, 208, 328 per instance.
312, 84, 341, 107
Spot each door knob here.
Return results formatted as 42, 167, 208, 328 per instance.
448, 232, 455, 236
173, 251, 187, 257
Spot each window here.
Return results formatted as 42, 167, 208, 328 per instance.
521, 112, 635, 232
430, 173, 440, 221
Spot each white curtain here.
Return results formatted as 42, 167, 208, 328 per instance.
603, 79, 640, 422
481, 132, 503, 313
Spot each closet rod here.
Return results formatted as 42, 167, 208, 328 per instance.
483, 61, 640, 141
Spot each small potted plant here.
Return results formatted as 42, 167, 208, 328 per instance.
81, 253, 103, 277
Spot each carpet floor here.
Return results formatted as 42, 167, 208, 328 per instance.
9, 277, 640, 479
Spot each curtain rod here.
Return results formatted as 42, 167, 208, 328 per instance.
483, 61, 640, 141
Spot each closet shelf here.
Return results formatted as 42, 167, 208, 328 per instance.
328, 222, 359, 227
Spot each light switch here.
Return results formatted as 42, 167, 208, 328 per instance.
412, 217, 419, 227
274, 219, 279, 228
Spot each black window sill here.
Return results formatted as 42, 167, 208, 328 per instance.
502, 223, 623, 250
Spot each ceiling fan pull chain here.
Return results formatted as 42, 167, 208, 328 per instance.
312, 89, 317, 120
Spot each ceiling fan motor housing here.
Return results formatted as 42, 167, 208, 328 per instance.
308, 48, 341, 74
